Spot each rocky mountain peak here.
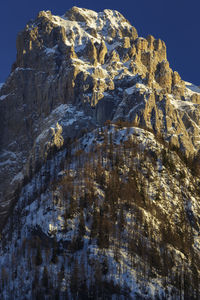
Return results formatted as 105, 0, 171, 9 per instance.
12, 5, 187, 102
14, 7, 138, 71
0, 7, 200, 299
0, 5, 200, 231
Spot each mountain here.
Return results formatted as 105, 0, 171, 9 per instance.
0, 6, 200, 299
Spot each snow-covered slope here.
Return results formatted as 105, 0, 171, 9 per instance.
185, 81, 200, 95
1, 124, 200, 299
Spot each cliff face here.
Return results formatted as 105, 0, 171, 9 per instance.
0, 7, 200, 299
1, 7, 200, 226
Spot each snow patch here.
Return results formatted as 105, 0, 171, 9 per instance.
185, 81, 200, 94
169, 96, 196, 110
11, 172, 24, 184
44, 46, 57, 55
0, 94, 9, 101
0, 159, 15, 166
125, 83, 150, 96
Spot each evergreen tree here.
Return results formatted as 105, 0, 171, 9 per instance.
42, 266, 48, 288
58, 263, 65, 283
35, 245, 43, 266
70, 258, 79, 297
51, 243, 58, 264
78, 210, 86, 237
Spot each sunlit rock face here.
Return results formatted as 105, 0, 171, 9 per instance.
0, 6, 200, 235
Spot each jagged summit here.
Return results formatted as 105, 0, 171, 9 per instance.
64, 6, 132, 30
0, 6, 200, 231
1, 6, 200, 228
14, 6, 137, 70
0, 7, 200, 299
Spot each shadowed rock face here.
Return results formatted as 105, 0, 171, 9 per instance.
0, 6, 200, 228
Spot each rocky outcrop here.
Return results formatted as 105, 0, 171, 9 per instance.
98, 41, 107, 64
155, 60, 173, 93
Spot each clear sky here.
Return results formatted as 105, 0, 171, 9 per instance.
0, 0, 199, 85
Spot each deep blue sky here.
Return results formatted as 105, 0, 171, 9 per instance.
0, 0, 199, 85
